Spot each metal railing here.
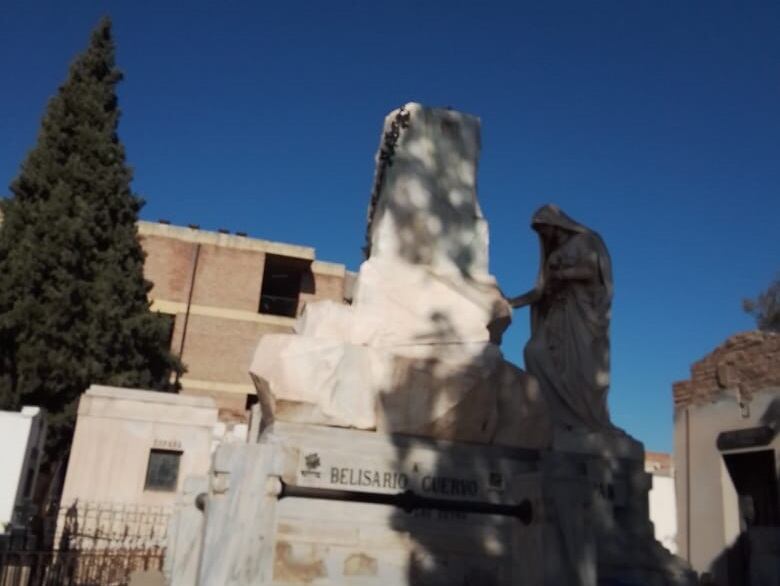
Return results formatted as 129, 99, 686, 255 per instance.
0, 549, 164, 586
0, 502, 170, 586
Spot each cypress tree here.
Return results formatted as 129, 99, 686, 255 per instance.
0, 17, 181, 465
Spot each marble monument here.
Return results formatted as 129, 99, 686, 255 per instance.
165, 104, 695, 586
249, 103, 548, 449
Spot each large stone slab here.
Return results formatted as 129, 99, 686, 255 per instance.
365, 103, 490, 277
350, 257, 508, 347
169, 422, 695, 586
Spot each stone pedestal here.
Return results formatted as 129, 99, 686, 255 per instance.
544, 430, 696, 586
184, 422, 546, 586
167, 424, 695, 586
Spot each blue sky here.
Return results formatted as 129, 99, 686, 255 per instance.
1, 1, 778, 452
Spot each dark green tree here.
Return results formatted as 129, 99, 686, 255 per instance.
743, 275, 780, 333
0, 17, 181, 466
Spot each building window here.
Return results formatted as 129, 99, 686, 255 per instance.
259, 254, 311, 317
144, 449, 182, 492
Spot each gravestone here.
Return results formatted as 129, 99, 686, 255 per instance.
166, 104, 695, 586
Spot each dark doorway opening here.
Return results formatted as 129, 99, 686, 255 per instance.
259, 254, 312, 317
723, 449, 779, 528
717, 449, 780, 586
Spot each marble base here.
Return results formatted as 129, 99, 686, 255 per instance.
168, 424, 695, 586
542, 431, 696, 586
186, 423, 545, 586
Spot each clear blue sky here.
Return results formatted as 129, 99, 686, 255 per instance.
1, 1, 778, 452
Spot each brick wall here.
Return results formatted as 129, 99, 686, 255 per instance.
137, 223, 348, 423
178, 315, 290, 384
140, 234, 196, 304
141, 235, 268, 312
300, 271, 345, 308
190, 244, 265, 311
672, 330, 780, 410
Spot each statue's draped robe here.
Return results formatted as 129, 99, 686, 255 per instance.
523, 205, 613, 431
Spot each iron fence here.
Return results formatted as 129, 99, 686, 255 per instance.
0, 549, 164, 586
0, 501, 170, 586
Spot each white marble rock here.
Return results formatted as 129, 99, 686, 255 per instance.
249, 103, 549, 449
366, 104, 490, 278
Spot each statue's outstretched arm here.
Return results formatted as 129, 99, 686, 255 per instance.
507, 288, 542, 309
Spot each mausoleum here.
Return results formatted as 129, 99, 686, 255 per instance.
673, 330, 780, 585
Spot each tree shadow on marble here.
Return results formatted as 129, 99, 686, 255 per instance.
381, 315, 542, 586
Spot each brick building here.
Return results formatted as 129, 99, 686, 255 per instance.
672, 330, 780, 584
138, 220, 351, 421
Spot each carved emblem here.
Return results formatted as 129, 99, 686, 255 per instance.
488, 472, 504, 490
305, 453, 321, 470
300, 452, 322, 479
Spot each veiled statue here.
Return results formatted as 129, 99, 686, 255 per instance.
509, 204, 614, 431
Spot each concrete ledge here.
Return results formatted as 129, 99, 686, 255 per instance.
138, 221, 316, 260
179, 378, 256, 395
87, 385, 217, 409
150, 299, 297, 327
311, 260, 346, 277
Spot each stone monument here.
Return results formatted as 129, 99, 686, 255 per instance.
248, 103, 548, 448
165, 104, 695, 586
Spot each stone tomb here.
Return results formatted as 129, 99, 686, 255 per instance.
165, 104, 695, 586
182, 423, 544, 585
167, 425, 692, 585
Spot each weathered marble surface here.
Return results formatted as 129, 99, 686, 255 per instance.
365, 103, 489, 276
172, 103, 697, 586
170, 422, 694, 586
250, 103, 548, 449
541, 431, 696, 586
165, 476, 208, 586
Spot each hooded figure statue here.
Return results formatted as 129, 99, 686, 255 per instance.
509, 204, 614, 431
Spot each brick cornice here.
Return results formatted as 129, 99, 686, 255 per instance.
673, 330, 780, 409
